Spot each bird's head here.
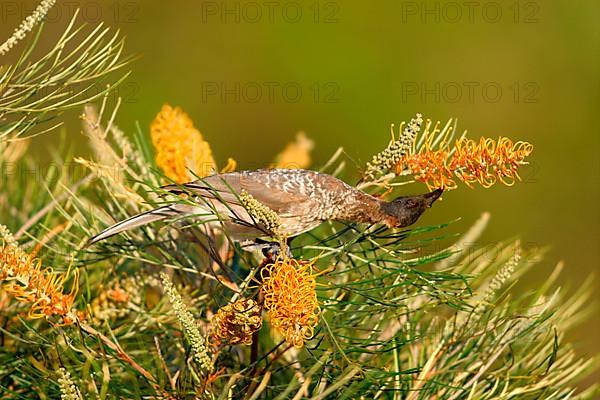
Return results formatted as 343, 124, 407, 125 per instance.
380, 188, 443, 228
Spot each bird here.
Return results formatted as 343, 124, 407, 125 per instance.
86, 169, 443, 251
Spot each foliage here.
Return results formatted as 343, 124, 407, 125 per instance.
0, 7, 131, 140
0, 8, 597, 400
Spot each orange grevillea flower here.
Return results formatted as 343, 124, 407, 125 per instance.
150, 104, 217, 183
210, 298, 262, 346
0, 242, 78, 324
273, 132, 314, 169
90, 279, 134, 322
261, 257, 320, 348
399, 147, 454, 190
397, 137, 533, 190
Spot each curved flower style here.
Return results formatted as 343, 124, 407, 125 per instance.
452, 137, 533, 188
0, 242, 77, 323
398, 136, 533, 190
261, 257, 320, 348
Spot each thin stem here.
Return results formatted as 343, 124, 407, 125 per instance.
78, 321, 175, 400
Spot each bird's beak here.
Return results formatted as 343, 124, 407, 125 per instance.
423, 188, 443, 207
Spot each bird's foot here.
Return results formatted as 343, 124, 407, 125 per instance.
254, 238, 292, 261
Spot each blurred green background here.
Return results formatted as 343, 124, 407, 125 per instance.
2, 0, 599, 386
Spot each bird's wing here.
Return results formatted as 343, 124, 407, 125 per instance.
162, 170, 315, 216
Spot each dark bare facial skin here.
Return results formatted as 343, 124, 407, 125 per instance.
381, 188, 443, 228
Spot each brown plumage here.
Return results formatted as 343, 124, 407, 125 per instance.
87, 169, 442, 247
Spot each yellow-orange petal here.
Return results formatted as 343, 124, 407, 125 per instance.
150, 104, 217, 183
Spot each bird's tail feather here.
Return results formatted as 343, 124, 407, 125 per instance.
86, 204, 188, 246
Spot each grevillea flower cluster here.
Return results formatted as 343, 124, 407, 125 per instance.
261, 257, 320, 348
239, 189, 282, 235
150, 104, 217, 183
364, 113, 423, 180
90, 276, 143, 323
0, 224, 16, 246
0, 0, 56, 56
210, 298, 262, 345
398, 136, 534, 190
0, 242, 77, 324
57, 368, 82, 400
274, 132, 314, 169
160, 272, 213, 372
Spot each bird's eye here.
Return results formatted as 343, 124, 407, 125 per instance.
406, 199, 418, 208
